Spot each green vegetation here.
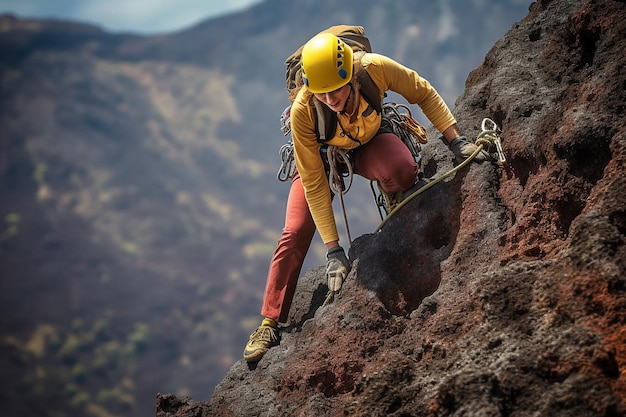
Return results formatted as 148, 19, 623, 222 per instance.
96, 382, 135, 409
1, 212, 20, 242
70, 390, 91, 407
3, 318, 150, 417
125, 322, 149, 354
33, 163, 47, 184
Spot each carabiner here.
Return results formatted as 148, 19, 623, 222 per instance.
481, 118, 506, 165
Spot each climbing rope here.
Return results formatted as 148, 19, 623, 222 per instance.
276, 143, 356, 245
381, 102, 427, 166
327, 146, 355, 245
322, 289, 335, 307
322, 146, 355, 307
374, 118, 505, 232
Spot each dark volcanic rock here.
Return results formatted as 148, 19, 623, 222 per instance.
157, 0, 626, 416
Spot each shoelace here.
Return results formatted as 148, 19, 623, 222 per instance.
251, 326, 278, 344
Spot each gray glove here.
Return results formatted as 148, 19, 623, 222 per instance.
445, 135, 490, 163
325, 246, 351, 292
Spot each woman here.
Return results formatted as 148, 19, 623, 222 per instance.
243, 32, 487, 363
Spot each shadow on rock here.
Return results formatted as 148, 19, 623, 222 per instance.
350, 176, 462, 316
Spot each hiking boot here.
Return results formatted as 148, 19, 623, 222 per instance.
243, 318, 279, 363
376, 182, 404, 214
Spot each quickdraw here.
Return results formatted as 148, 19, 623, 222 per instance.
277, 106, 295, 182
277, 140, 295, 182
477, 118, 506, 165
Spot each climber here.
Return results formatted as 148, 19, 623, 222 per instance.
243, 30, 489, 363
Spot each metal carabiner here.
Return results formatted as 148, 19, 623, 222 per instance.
481, 118, 506, 165
280, 105, 292, 137
277, 141, 295, 182
481, 118, 500, 134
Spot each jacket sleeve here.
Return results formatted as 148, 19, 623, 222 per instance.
362, 53, 457, 133
290, 95, 340, 244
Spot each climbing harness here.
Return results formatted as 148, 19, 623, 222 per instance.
374, 117, 505, 232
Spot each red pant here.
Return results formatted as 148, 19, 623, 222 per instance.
261, 133, 417, 322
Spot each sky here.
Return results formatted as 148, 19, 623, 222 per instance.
0, 0, 264, 34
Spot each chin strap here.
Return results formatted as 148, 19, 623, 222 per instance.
339, 83, 355, 115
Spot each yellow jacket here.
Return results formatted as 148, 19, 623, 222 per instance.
291, 52, 457, 244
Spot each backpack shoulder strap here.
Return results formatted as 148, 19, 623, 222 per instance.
354, 51, 382, 114
356, 69, 382, 114
313, 98, 337, 143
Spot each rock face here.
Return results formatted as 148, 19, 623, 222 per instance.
157, 0, 625, 415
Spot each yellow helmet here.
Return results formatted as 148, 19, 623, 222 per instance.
301, 33, 353, 93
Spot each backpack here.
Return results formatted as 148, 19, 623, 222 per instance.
283, 25, 383, 142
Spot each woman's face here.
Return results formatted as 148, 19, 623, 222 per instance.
313, 83, 350, 112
